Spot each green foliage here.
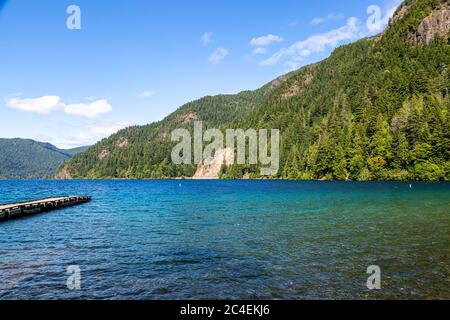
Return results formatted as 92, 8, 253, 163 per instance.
59, 0, 450, 181
0, 139, 87, 179
59, 87, 271, 179
414, 161, 444, 181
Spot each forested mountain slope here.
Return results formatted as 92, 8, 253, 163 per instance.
58, 0, 450, 181
57, 84, 274, 179
0, 139, 88, 179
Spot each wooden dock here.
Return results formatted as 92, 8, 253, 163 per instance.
0, 196, 91, 222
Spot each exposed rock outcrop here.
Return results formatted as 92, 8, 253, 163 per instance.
414, 4, 450, 44
193, 148, 234, 179
115, 137, 129, 149
269, 75, 288, 90
389, 3, 410, 27
98, 149, 110, 160
281, 71, 314, 100
55, 166, 72, 180
282, 83, 301, 100
180, 112, 199, 125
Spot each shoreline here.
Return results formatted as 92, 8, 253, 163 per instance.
0, 178, 448, 183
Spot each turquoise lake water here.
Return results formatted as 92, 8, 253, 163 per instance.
0, 180, 449, 300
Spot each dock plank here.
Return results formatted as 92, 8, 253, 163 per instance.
0, 196, 91, 222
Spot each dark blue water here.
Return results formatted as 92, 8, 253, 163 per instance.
0, 180, 449, 300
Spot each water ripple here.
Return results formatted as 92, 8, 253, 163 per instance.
0, 180, 449, 300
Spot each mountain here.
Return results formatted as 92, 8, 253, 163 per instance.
58, 0, 450, 181
56, 85, 274, 179
0, 138, 89, 179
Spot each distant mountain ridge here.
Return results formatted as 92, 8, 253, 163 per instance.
0, 138, 88, 179
59, 0, 449, 181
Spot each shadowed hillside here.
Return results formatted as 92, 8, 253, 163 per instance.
0, 139, 88, 179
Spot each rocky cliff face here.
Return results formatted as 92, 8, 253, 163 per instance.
415, 3, 450, 44
55, 167, 73, 180
193, 148, 234, 179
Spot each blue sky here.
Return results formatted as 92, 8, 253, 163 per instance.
0, 0, 401, 148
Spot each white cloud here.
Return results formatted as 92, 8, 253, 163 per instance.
64, 99, 112, 118
57, 132, 96, 149
261, 17, 362, 67
250, 34, 284, 47
5, 94, 113, 118
201, 32, 213, 45
87, 122, 128, 136
49, 121, 129, 149
138, 90, 155, 98
6, 95, 62, 114
310, 13, 345, 25
260, 3, 402, 70
249, 34, 284, 56
209, 48, 229, 64
284, 61, 301, 72
252, 47, 268, 55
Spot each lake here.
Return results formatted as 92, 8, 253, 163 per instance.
0, 180, 449, 300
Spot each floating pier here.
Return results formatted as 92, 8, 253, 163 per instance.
0, 196, 91, 222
